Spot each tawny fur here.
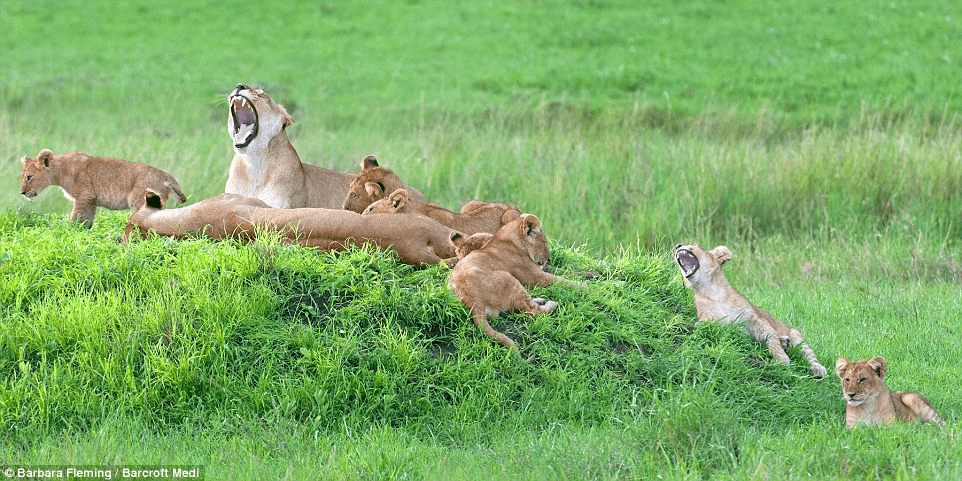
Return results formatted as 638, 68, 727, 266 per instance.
341, 156, 427, 213
448, 214, 586, 358
20, 149, 186, 228
123, 190, 460, 267
248, 208, 460, 267
362, 188, 521, 235
674, 244, 827, 377
835, 357, 944, 427
224, 84, 356, 209
122, 192, 267, 242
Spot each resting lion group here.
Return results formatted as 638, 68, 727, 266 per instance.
18, 84, 944, 427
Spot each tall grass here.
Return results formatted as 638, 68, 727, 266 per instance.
3, 0, 962, 479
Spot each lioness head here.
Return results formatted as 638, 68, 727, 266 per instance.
20, 149, 56, 199
836, 357, 887, 406
228, 83, 293, 149
362, 188, 409, 215
674, 244, 732, 288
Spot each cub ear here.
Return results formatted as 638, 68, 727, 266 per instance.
364, 181, 385, 198
39, 149, 54, 168
21, 156, 30, 165
519, 214, 540, 237
835, 358, 851, 378
361, 155, 378, 170
867, 357, 887, 379
388, 189, 409, 209
711, 246, 732, 264
144, 188, 165, 210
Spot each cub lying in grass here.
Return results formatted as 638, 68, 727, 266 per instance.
362, 188, 521, 235
674, 244, 827, 377
20, 149, 186, 227
341, 155, 427, 213
835, 356, 944, 427
449, 214, 586, 359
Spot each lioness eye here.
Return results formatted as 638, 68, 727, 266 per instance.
858, 378, 865, 384
26, 175, 32, 181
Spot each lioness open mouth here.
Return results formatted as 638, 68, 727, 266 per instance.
230, 95, 259, 148
675, 248, 699, 278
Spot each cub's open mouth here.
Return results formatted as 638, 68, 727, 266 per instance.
675, 248, 699, 278
230, 95, 259, 148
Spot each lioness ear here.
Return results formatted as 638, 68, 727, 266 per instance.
39, 149, 54, 168
389, 189, 408, 209
450, 231, 463, 243
144, 189, 165, 210
868, 357, 887, 379
361, 155, 378, 170
364, 181, 384, 198
835, 358, 850, 378
711, 246, 732, 264
277, 103, 293, 129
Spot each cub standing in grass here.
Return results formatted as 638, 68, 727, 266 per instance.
674, 244, 827, 377
20, 148, 186, 227
449, 214, 586, 360
835, 356, 944, 427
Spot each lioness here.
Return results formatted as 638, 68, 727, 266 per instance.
249, 208, 460, 267
122, 191, 267, 242
362, 188, 521, 236
836, 357, 944, 427
20, 149, 186, 228
449, 214, 586, 359
674, 244, 827, 377
342, 155, 427, 213
225, 84, 356, 209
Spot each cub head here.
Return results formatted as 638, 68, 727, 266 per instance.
362, 188, 410, 215
342, 155, 411, 213
498, 214, 550, 267
674, 244, 732, 288
20, 149, 56, 199
227, 83, 293, 150
835, 357, 887, 407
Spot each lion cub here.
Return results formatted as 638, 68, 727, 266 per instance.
835, 357, 944, 427
449, 214, 586, 359
341, 156, 427, 213
20, 149, 186, 227
674, 244, 827, 377
362, 188, 521, 236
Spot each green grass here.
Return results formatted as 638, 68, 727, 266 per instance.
2, 0, 962, 479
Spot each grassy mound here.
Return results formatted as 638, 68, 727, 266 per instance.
0, 210, 833, 448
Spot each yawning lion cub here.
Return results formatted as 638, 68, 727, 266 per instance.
674, 244, 826, 377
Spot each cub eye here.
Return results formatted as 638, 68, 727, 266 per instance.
858, 377, 866, 384
26, 175, 32, 181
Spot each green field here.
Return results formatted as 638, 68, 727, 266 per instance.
2, 1, 961, 479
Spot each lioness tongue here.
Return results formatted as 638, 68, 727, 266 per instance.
234, 123, 254, 144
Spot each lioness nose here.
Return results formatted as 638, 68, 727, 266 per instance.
235, 83, 248, 91
674, 244, 682, 250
